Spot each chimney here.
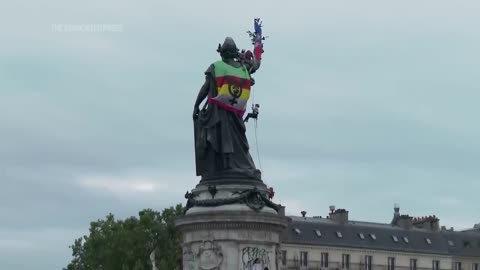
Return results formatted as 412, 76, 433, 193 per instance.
413, 215, 440, 231
391, 203, 401, 225
394, 203, 400, 217
329, 208, 349, 225
278, 205, 285, 217
397, 215, 413, 230
431, 217, 440, 231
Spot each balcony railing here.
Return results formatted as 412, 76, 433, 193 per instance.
280, 261, 447, 270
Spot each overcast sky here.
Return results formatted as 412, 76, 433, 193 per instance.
1, 0, 480, 269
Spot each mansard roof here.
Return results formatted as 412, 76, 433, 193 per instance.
282, 216, 480, 256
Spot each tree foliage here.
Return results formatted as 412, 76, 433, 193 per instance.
67, 204, 183, 270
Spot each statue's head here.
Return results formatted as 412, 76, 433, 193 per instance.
217, 37, 239, 60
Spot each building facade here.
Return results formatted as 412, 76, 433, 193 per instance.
280, 206, 480, 270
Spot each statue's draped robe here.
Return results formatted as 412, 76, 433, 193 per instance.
195, 63, 259, 179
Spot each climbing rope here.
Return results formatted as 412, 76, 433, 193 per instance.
254, 118, 263, 174
250, 83, 264, 179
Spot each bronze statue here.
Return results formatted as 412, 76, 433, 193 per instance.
193, 27, 265, 183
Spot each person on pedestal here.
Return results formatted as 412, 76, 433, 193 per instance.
193, 36, 263, 181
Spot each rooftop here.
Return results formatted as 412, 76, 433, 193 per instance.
282, 207, 480, 257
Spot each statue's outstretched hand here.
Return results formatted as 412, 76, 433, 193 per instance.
193, 107, 200, 121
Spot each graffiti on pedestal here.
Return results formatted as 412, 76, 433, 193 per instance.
242, 247, 270, 270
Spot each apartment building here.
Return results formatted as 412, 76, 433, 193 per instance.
279, 206, 480, 270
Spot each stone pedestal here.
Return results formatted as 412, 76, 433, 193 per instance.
176, 182, 288, 270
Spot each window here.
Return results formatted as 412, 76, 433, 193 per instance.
392, 235, 399, 242
472, 263, 479, 270
315, 229, 322, 237
410, 259, 418, 270
358, 233, 365, 239
448, 240, 455, 246
294, 228, 301, 234
464, 241, 472, 248
321, 252, 329, 268
342, 254, 350, 269
425, 238, 432, 245
336, 231, 343, 238
370, 234, 377, 240
388, 257, 396, 270
300, 251, 308, 267
403, 236, 410, 243
432, 260, 440, 270
281, 250, 287, 266
456, 262, 462, 270
364, 255, 373, 270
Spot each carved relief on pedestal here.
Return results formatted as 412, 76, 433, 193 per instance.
197, 240, 223, 270
183, 245, 196, 270
275, 245, 282, 270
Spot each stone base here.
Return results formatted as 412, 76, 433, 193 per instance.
176, 210, 288, 270
184, 183, 279, 214
198, 169, 264, 187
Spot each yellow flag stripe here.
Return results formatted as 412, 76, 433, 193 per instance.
217, 84, 250, 100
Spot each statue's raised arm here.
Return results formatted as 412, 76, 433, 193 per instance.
242, 18, 265, 74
